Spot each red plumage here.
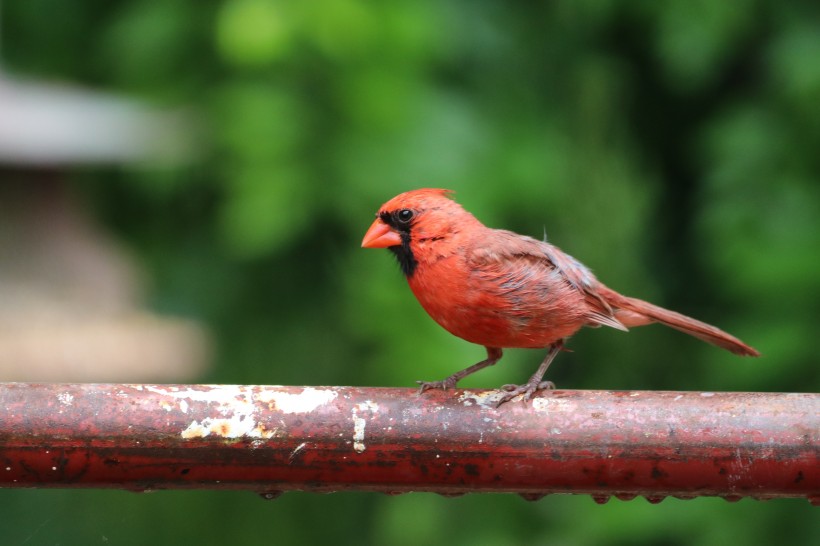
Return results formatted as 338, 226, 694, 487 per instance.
362, 189, 759, 406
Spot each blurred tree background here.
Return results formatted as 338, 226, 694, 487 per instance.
1, 0, 818, 544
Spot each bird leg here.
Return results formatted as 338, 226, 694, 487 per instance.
417, 347, 503, 393
494, 341, 563, 407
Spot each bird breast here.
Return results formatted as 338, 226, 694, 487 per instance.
406, 250, 589, 349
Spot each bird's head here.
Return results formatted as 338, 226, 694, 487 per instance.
361, 188, 475, 277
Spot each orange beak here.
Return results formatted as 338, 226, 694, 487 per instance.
361, 219, 402, 248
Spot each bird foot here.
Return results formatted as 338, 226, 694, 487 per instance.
416, 377, 458, 394
495, 381, 556, 407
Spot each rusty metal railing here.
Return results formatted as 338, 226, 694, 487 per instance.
0, 384, 817, 504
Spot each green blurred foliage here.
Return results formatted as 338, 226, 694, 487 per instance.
2, 0, 818, 544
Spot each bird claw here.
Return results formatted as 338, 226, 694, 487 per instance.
538, 380, 557, 391
495, 380, 556, 407
416, 378, 457, 394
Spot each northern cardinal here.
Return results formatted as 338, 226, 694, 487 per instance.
362, 189, 759, 406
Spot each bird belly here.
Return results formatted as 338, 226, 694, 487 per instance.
407, 258, 587, 349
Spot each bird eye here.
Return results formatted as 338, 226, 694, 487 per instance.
396, 209, 414, 223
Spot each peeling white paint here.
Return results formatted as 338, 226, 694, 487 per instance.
136, 385, 337, 440
258, 387, 338, 414
148, 386, 273, 440
144, 384, 249, 405
458, 390, 502, 408
532, 397, 577, 413
181, 414, 275, 440
353, 418, 366, 453
352, 401, 379, 453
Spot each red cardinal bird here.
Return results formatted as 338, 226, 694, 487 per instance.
362, 189, 759, 406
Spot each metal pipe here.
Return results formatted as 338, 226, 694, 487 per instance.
0, 384, 817, 504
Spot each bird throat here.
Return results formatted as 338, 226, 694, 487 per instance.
389, 231, 417, 277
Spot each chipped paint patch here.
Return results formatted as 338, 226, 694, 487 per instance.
352, 401, 379, 453
458, 390, 502, 408
144, 384, 249, 405
139, 386, 274, 440
138, 386, 336, 440
353, 419, 366, 452
181, 414, 275, 440
532, 397, 577, 413
259, 387, 338, 414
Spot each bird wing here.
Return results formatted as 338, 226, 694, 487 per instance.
468, 230, 628, 331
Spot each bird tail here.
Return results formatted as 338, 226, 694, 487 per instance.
597, 286, 760, 357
